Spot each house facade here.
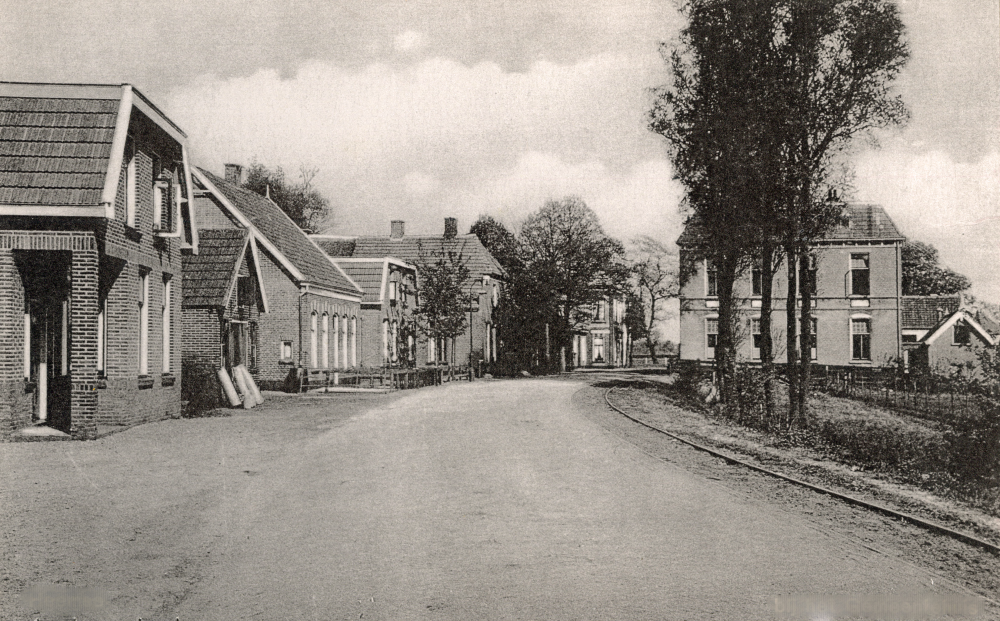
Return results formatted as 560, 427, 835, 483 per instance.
312, 218, 505, 370
0, 82, 198, 439
908, 308, 996, 374
323, 257, 418, 369
678, 204, 906, 368
186, 165, 363, 392
571, 295, 629, 368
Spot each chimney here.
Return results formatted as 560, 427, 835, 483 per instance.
390, 220, 405, 239
225, 163, 243, 186
444, 217, 458, 239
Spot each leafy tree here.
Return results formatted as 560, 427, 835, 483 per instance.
243, 163, 331, 232
902, 241, 971, 296
629, 236, 679, 365
470, 215, 522, 272
412, 242, 473, 365
519, 196, 629, 371
652, 0, 909, 425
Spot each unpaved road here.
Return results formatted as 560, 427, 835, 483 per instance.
1, 378, 986, 620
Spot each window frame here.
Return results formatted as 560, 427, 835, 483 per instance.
850, 315, 872, 362
850, 253, 870, 297
138, 270, 149, 375
705, 259, 718, 298
162, 275, 172, 373
705, 316, 719, 360
953, 321, 971, 346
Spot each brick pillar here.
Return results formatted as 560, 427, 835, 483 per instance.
69, 248, 99, 439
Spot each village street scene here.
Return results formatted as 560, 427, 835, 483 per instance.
0, 0, 998, 619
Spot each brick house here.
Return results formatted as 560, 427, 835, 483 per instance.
181, 228, 266, 410
187, 165, 363, 392
571, 294, 629, 368
0, 82, 198, 440
678, 203, 906, 367
908, 308, 996, 374
320, 256, 418, 369
312, 218, 505, 369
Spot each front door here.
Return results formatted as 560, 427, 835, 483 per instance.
28, 296, 71, 431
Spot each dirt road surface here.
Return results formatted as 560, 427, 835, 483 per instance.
1, 379, 985, 620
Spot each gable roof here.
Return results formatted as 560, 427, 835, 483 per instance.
0, 82, 192, 221
194, 169, 362, 299
182, 228, 250, 308
677, 203, 904, 247
920, 309, 996, 347
335, 260, 387, 304
313, 233, 505, 279
314, 237, 356, 258
902, 296, 961, 330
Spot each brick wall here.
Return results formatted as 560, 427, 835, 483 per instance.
181, 307, 224, 412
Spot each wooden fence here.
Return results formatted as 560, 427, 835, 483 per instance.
298, 365, 472, 393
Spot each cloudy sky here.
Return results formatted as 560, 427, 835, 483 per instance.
3, 0, 997, 306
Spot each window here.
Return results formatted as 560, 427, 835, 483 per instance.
902, 334, 918, 343
851, 318, 871, 361
280, 341, 293, 362
751, 318, 761, 360
237, 276, 254, 307
138, 270, 149, 375
341, 315, 349, 368
706, 259, 718, 297
321, 313, 329, 368
382, 320, 389, 363
332, 315, 339, 369
595, 301, 606, 321
706, 318, 719, 359
593, 336, 605, 362
391, 321, 399, 361
152, 156, 167, 230
850, 254, 869, 297
752, 266, 762, 297
125, 137, 137, 228
808, 317, 817, 360
162, 275, 172, 373
428, 334, 436, 364
389, 280, 398, 302
954, 321, 971, 345
310, 312, 318, 368
351, 317, 358, 367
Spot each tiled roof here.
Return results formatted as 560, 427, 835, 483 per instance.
902, 296, 961, 330
0, 95, 119, 205
198, 169, 362, 297
182, 229, 248, 307
677, 203, 905, 247
314, 238, 356, 258
336, 261, 385, 304
349, 235, 505, 278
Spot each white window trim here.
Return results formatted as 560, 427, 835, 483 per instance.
849, 313, 872, 361
331, 314, 339, 369
310, 311, 318, 368
321, 312, 329, 368
849, 252, 870, 298
705, 314, 719, 360
162, 276, 171, 373
351, 317, 358, 367
139, 271, 149, 375
341, 315, 349, 368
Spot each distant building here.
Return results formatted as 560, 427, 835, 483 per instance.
571, 294, 629, 368
313, 218, 505, 369
0, 82, 198, 439
907, 308, 996, 375
677, 203, 906, 367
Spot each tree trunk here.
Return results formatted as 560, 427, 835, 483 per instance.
785, 246, 799, 430
758, 241, 777, 427
716, 253, 740, 405
646, 297, 659, 365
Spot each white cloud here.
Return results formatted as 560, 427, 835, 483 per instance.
393, 30, 426, 54
165, 52, 672, 239
854, 148, 1000, 301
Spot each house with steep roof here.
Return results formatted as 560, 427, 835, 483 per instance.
313, 218, 505, 370
908, 308, 996, 374
329, 258, 418, 369
186, 165, 363, 393
181, 228, 266, 410
0, 82, 198, 439
678, 203, 907, 367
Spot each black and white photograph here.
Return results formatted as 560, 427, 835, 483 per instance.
0, 0, 998, 618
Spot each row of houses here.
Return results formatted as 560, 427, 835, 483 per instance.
677, 204, 997, 372
0, 81, 628, 440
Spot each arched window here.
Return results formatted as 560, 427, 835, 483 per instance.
332, 314, 339, 369
310, 311, 318, 368
341, 315, 349, 368
351, 316, 358, 367
321, 312, 329, 368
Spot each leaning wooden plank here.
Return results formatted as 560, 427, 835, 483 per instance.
217, 368, 242, 407
232, 365, 256, 409
238, 364, 264, 403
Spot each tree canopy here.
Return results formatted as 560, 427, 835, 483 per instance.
243, 163, 331, 232
902, 241, 971, 296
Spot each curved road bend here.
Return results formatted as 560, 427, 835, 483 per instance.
175, 378, 962, 621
